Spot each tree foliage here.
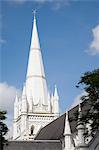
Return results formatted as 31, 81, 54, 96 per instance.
0, 109, 8, 147
77, 69, 99, 137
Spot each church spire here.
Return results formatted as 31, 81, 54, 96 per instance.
30, 10, 40, 50
13, 12, 60, 141
25, 12, 48, 109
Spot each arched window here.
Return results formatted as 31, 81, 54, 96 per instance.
30, 125, 34, 135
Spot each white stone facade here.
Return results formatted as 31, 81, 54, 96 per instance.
13, 14, 60, 140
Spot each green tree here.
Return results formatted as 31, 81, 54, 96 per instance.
0, 109, 8, 150
76, 69, 99, 137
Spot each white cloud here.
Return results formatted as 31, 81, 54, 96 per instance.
0, 82, 19, 114
52, 0, 69, 10
89, 25, 99, 55
71, 91, 87, 109
5, 0, 69, 10
0, 82, 21, 139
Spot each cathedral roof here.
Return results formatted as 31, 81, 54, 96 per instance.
35, 101, 90, 140
88, 131, 99, 148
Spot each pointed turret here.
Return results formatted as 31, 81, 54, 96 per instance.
51, 93, 54, 113
54, 85, 59, 99
53, 85, 59, 115
25, 13, 48, 110
18, 98, 21, 116
64, 112, 71, 135
14, 92, 19, 120
22, 83, 27, 99
77, 103, 85, 146
48, 91, 51, 113
21, 84, 28, 113
13, 92, 19, 139
62, 111, 75, 150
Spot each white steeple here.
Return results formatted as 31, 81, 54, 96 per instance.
53, 85, 59, 115
30, 11, 40, 50
48, 91, 51, 113
13, 12, 60, 141
25, 13, 48, 109
21, 84, 28, 113
13, 92, 19, 140
54, 85, 59, 99
63, 111, 75, 150
14, 92, 19, 120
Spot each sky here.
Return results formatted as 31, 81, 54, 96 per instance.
0, 0, 99, 138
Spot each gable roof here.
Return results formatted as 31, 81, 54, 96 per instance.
35, 101, 90, 140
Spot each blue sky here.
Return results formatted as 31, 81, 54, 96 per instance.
0, 0, 99, 120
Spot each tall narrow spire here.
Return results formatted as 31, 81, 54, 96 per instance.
48, 91, 51, 112
53, 85, 59, 115
63, 111, 75, 150
54, 85, 59, 99
13, 12, 60, 141
14, 92, 19, 120
21, 84, 28, 113
64, 111, 71, 136
77, 103, 85, 146
25, 12, 48, 108
30, 11, 40, 50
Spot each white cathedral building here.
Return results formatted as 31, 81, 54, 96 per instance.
13, 14, 60, 140
7, 13, 99, 150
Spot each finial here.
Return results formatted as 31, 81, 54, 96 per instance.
15, 91, 18, 103
32, 9, 37, 20
54, 84, 59, 98
66, 110, 69, 121
78, 103, 82, 119
79, 103, 81, 112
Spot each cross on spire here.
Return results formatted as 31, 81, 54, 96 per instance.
32, 9, 37, 20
